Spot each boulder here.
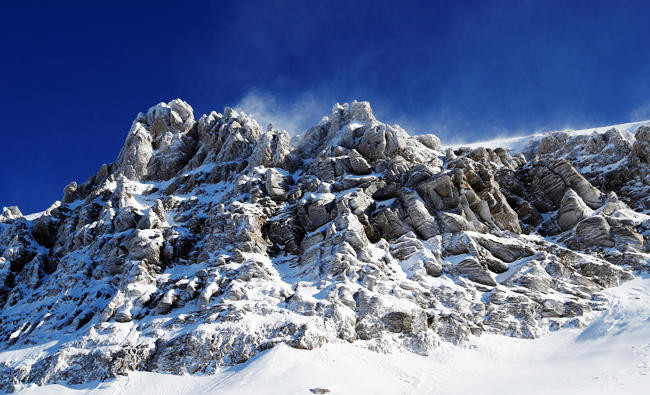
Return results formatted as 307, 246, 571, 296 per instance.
249, 130, 292, 169
417, 174, 459, 210
63, 182, 78, 203
297, 193, 337, 232
347, 149, 372, 175
557, 189, 591, 231
382, 311, 426, 334
474, 236, 534, 263
126, 230, 164, 264
611, 225, 644, 249
456, 257, 497, 286
264, 169, 291, 201
575, 216, 614, 247
439, 212, 470, 233
415, 134, 441, 150
372, 208, 412, 240
550, 161, 603, 209
113, 208, 141, 232
399, 190, 440, 239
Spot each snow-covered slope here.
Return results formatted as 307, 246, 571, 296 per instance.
12, 275, 650, 394
1, 100, 649, 392
445, 119, 650, 153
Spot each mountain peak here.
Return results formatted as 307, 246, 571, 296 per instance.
1, 99, 649, 391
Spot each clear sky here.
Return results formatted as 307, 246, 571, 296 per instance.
2, 0, 650, 213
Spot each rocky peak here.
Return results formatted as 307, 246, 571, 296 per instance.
0, 206, 22, 222
115, 99, 197, 181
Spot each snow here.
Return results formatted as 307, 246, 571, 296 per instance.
0, 341, 58, 366
23, 211, 46, 221
444, 119, 650, 153
13, 275, 648, 395
347, 121, 364, 130
445, 133, 547, 152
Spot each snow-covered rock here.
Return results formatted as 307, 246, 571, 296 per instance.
0, 100, 648, 391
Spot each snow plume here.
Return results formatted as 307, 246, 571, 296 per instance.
630, 101, 650, 122
234, 90, 328, 135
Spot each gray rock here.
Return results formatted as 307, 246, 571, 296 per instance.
31, 215, 59, 248
126, 230, 164, 264
439, 212, 470, 233
113, 208, 141, 232
415, 133, 441, 150
557, 189, 591, 231
633, 126, 650, 163
382, 311, 425, 334
474, 236, 534, 263
63, 182, 78, 203
551, 161, 603, 209
456, 257, 497, 286
372, 208, 412, 240
297, 193, 337, 232
348, 149, 372, 175
264, 169, 291, 201
399, 189, 440, 239
611, 225, 644, 249
249, 130, 292, 169
575, 216, 614, 247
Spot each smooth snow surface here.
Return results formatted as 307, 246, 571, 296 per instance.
13, 276, 650, 395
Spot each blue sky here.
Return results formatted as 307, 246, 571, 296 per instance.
2, 0, 650, 213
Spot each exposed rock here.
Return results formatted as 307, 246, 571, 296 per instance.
31, 215, 59, 248
611, 225, 644, 250
439, 212, 470, 233
297, 193, 337, 232
575, 216, 614, 248
557, 189, 592, 231
310, 388, 331, 394
1, 99, 647, 391
348, 149, 372, 175
550, 161, 603, 209
63, 182, 78, 203
456, 257, 496, 286
399, 189, 440, 239
415, 133, 441, 150
382, 311, 426, 334
264, 169, 291, 201
372, 207, 412, 240
1, 206, 22, 220
633, 126, 650, 163
249, 129, 292, 169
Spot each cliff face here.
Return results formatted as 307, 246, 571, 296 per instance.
1, 99, 649, 390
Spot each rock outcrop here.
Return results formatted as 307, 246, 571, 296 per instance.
0, 100, 648, 391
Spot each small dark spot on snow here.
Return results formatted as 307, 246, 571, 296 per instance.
309, 388, 330, 394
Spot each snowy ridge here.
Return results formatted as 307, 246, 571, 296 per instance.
445, 119, 650, 153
